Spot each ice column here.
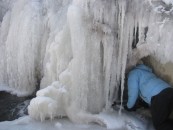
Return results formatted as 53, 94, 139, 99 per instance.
0, 0, 45, 96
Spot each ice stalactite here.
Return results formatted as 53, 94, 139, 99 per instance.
126, 0, 173, 64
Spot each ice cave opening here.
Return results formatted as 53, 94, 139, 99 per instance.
0, 0, 173, 129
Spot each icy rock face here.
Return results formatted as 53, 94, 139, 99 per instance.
0, 0, 173, 124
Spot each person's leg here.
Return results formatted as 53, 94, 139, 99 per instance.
151, 88, 173, 130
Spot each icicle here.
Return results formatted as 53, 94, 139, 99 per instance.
116, 0, 127, 115
40, 113, 44, 122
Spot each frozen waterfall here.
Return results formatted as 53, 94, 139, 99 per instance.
0, 0, 173, 124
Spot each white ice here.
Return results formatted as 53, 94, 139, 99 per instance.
162, 0, 173, 5
0, 0, 173, 127
0, 109, 155, 130
28, 81, 67, 121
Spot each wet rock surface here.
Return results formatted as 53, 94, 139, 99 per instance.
0, 91, 33, 121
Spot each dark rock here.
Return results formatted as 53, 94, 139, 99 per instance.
0, 91, 33, 121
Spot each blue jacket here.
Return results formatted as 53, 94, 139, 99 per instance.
127, 64, 170, 109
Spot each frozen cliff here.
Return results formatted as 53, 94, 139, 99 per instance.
0, 0, 173, 124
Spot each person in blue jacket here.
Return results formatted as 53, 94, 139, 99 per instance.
125, 64, 173, 130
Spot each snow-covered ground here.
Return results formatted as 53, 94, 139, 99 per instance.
0, 116, 106, 130
0, 109, 155, 130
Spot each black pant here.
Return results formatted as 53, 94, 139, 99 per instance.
151, 87, 173, 130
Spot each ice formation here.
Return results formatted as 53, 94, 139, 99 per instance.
162, 0, 173, 5
28, 81, 106, 125
29, 81, 67, 120
0, 0, 173, 125
28, 96, 59, 121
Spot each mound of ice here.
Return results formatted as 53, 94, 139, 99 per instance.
28, 81, 106, 126
28, 81, 67, 121
28, 97, 58, 121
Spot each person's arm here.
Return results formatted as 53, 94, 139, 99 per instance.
126, 72, 139, 109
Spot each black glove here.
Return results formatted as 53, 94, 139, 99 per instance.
124, 105, 136, 112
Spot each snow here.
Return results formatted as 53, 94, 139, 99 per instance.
0, 109, 155, 130
0, 0, 173, 127
0, 116, 105, 130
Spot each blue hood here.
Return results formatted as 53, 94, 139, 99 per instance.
135, 64, 152, 72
